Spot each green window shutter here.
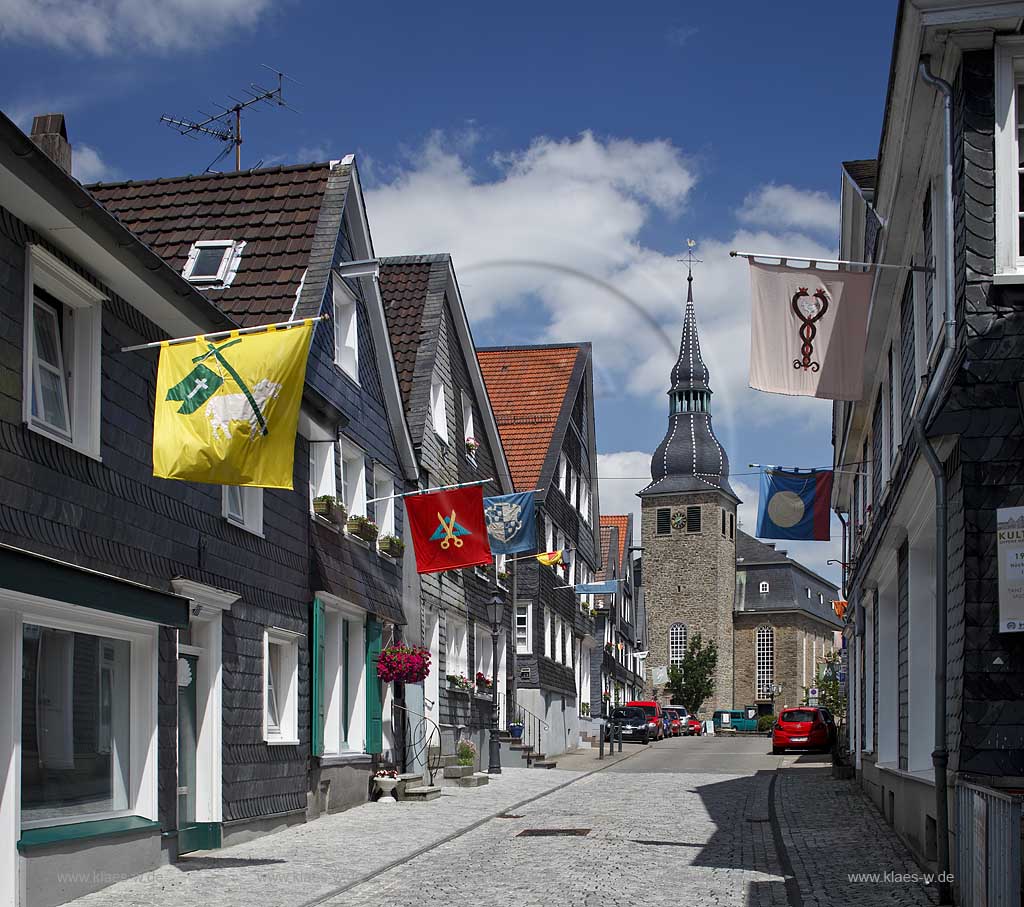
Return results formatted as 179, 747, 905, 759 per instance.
365, 617, 383, 754
312, 599, 326, 757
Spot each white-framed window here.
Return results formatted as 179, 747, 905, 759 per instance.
23, 245, 104, 458
819, 592, 824, 605
756, 625, 774, 700
430, 376, 448, 443
759, 581, 769, 594
558, 453, 568, 494
515, 602, 532, 654
182, 239, 245, 286
340, 439, 366, 518
461, 391, 475, 449
447, 615, 467, 677
496, 553, 509, 589
544, 516, 554, 555
321, 603, 367, 754
570, 469, 579, 510
263, 628, 299, 744
669, 622, 687, 668
223, 485, 264, 536
889, 342, 901, 460
580, 480, 591, 524
806, 587, 811, 599
309, 441, 337, 513
543, 607, 552, 658
555, 616, 563, 664
475, 623, 493, 679
995, 37, 1024, 275
373, 469, 395, 540
333, 278, 359, 382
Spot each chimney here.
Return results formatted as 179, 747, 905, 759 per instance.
30, 114, 72, 175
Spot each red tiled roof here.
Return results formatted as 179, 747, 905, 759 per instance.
88, 163, 333, 327
477, 345, 580, 491
378, 259, 436, 407
600, 514, 629, 570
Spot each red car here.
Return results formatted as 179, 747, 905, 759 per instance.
625, 700, 665, 740
662, 709, 684, 737
772, 707, 832, 754
686, 716, 703, 736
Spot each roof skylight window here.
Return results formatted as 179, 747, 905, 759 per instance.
183, 239, 245, 286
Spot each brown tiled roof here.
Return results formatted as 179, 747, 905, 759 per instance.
378, 257, 440, 407
600, 514, 629, 571
88, 163, 334, 327
477, 345, 580, 491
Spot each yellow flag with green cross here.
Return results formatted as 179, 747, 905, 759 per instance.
152, 321, 313, 489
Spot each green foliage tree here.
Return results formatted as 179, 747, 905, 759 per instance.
665, 633, 718, 716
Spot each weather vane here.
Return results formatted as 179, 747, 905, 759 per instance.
159, 65, 300, 173
678, 238, 702, 277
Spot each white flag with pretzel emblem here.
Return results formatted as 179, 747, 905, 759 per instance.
746, 261, 872, 401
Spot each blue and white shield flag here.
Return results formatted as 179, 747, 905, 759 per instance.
483, 492, 537, 555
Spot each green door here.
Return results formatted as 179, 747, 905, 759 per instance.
176, 654, 220, 854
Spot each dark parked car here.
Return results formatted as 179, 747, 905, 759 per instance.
626, 700, 665, 740
604, 706, 653, 744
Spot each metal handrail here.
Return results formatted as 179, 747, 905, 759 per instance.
505, 696, 549, 766
392, 702, 443, 786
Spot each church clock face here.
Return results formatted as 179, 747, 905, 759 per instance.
671, 511, 685, 530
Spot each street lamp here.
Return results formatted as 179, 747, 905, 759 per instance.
486, 589, 505, 774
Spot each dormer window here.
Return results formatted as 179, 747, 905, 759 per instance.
182, 240, 245, 286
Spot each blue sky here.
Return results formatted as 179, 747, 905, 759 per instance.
0, 0, 898, 580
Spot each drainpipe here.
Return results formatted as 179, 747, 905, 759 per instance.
835, 508, 849, 599
916, 56, 957, 906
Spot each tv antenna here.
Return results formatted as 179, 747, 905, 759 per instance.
160, 65, 300, 172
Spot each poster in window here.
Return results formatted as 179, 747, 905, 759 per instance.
997, 506, 1024, 632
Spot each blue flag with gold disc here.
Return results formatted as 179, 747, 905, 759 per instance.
483, 492, 536, 555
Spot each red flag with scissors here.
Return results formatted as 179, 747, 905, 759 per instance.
405, 486, 493, 574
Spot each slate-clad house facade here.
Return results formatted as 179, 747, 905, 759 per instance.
833, 0, 1024, 885
733, 532, 840, 711
477, 344, 602, 757
378, 254, 514, 764
0, 112, 299, 907
91, 154, 419, 825
593, 515, 645, 710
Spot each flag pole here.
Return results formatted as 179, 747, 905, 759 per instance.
729, 250, 930, 273
120, 314, 329, 353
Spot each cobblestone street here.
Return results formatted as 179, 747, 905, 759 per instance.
61, 737, 941, 907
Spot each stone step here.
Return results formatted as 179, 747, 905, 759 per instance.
523, 752, 546, 761
396, 772, 426, 799
439, 754, 460, 768
403, 785, 442, 801
531, 760, 558, 769
509, 743, 533, 752
442, 764, 475, 779
457, 773, 490, 788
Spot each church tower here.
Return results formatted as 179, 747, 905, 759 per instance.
638, 262, 739, 713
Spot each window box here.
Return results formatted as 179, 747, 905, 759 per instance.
378, 534, 404, 559
446, 674, 472, 694
313, 496, 347, 526
346, 515, 379, 545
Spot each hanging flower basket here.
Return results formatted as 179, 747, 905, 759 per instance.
376, 644, 431, 683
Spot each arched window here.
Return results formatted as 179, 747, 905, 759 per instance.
756, 625, 774, 699
759, 581, 769, 594
668, 623, 687, 667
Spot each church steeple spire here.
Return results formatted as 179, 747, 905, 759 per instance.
639, 242, 737, 501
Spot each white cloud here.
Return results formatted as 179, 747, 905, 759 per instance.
596, 451, 651, 541
367, 131, 838, 440
0, 0, 274, 55
73, 144, 117, 184
738, 184, 839, 235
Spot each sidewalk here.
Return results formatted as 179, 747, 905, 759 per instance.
65, 754, 640, 907
775, 766, 939, 907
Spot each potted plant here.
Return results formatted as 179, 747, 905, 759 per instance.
313, 495, 347, 525
580, 702, 590, 717
373, 768, 399, 802
496, 571, 510, 587
346, 514, 379, 544
456, 739, 477, 767
475, 672, 493, 693
464, 436, 480, 456
446, 673, 472, 693
508, 720, 524, 740
378, 534, 404, 559
377, 644, 431, 684
604, 642, 614, 655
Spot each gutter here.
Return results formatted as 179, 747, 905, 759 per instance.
915, 56, 956, 906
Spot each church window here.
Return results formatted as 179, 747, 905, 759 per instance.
759, 582, 769, 594
721, 508, 726, 537
669, 623, 687, 667
686, 506, 701, 533
806, 587, 811, 599
756, 625, 774, 699
729, 513, 735, 540
656, 508, 671, 535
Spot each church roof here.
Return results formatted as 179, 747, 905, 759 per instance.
639, 273, 737, 502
